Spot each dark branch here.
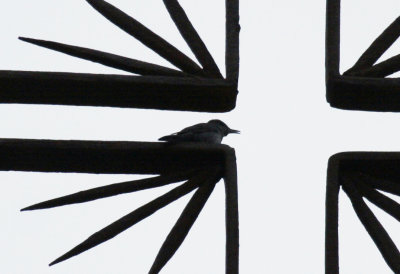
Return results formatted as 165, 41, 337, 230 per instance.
345, 16, 400, 75
85, 0, 203, 75
325, 154, 340, 274
341, 175, 400, 273
19, 37, 187, 77
358, 172, 400, 197
225, 0, 240, 83
356, 178, 400, 223
162, 0, 222, 78
325, 0, 341, 77
149, 169, 220, 273
49, 175, 203, 266
0, 139, 227, 174
21, 170, 197, 211
0, 71, 237, 112
346, 53, 400, 78
224, 148, 239, 274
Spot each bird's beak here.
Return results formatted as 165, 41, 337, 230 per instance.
229, 129, 240, 134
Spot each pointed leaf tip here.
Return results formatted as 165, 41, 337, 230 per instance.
46, 178, 200, 266
48, 259, 58, 267
49, 253, 72, 266
19, 37, 33, 42
20, 204, 39, 211
85, 0, 202, 75
20, 204, 42, 211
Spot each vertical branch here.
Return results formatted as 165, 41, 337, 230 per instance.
325, 156, 340, 274
325, 0, 341, 77
225, 0, 240, 82
163, 0, 222, 78
224, 148, 239, 274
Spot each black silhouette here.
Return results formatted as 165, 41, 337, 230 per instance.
0, 0, 240, 112
1, 138, 239, 273
159, 120, 240, 144
2, 0, 240, 273
326, 0, 400, 111
326, 152, 400, 273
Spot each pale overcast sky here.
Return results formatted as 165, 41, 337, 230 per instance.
1, 0, 400, 273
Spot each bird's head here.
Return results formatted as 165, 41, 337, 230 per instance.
208, 119, 240, 136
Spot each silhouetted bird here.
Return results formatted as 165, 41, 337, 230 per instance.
159, 120, 240, 144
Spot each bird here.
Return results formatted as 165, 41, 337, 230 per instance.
158, 119, 240, 144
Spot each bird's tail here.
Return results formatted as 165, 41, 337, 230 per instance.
158, 135, 178, 142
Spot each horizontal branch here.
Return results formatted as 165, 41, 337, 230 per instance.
19, 37, 187, 77
163, 0, 222, 78
327, 76, 400, 111
0, 138, 228, 174
0, 70, 237, 112
86, 0, 203, 75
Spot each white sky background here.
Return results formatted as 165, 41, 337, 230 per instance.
1, 0, 400, 273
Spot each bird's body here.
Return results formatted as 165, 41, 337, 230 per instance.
159, 120, 239, 144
